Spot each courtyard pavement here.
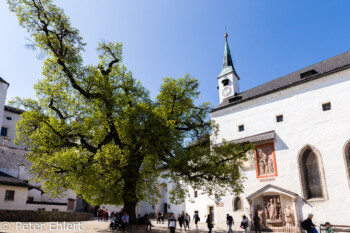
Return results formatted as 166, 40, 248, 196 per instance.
0, 219, 252, 233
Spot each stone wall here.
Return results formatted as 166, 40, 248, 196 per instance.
0, 210, 93, 222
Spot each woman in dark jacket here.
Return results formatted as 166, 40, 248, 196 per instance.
206, 214, 214, 233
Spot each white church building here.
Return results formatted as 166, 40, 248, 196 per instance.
182, 33, 350, 231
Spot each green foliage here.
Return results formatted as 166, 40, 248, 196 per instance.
8, 0, 254, 210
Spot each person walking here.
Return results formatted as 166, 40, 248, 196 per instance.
206, 214, 214, 233
253, 213, 261, 233
301, 214, 316, 233
241, 214, 249, 233
168, 213, 177, 233
193, 212, 200, 230
97, 208, 101, 222
227, 214, 234, 233
161, 212, 165, 224
185, 213, 191, 231
145, 214, 152, 231
178, 212, 185, 231
156, 211, 161, 224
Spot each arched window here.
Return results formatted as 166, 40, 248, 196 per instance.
299, 146, 327, 200
233, 197, 242, 211
344, 142, 350, 187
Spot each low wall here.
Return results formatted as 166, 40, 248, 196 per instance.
0, 210, 93, 222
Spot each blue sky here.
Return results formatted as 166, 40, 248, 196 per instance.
1, 0, 350, 107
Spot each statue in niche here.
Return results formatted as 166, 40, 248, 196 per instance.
276, 197, 282, 220
263, 195, 282, 225
255, 143, 276, 177
267, 198, 277, 220
284, 205, 294, 226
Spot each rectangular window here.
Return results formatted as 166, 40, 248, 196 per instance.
0, 127, 8, 137
238, 125, 244, 132
276, 115, 283, 123
52, 209, 59, 212
27, 197, 34, 202
194, 191, 198, 198
322, 102, 331, 111
5, 190, 15, 201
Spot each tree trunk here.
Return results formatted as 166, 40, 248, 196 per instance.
123, 199, 138, 224
122, 172, 139, 224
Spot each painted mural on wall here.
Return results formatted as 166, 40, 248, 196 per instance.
254, 143, 278, 178
243, 150, 256, 171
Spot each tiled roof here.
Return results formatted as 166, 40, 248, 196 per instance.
246, 184, 298, 200
212, 50, 350, 112
214, 130, 275, 146
0, 171, 30, 188
0, 77, 9, 85
4, 105, 25, 114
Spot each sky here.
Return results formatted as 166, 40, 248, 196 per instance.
1, 0, 350, 107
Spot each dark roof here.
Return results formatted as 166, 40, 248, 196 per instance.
4, 105, 25, 114
212, 50, 350, 112
246, 184, 298, 200
0, 171, 31, 188
0, 77, 9, 85
214, 131, 275, 147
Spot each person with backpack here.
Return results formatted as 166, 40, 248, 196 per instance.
193, 211, 200, 230
206, 214, 214, 233
241, 214, 249, 233
253, 213, 261, 233
301, 214, 316, 233
168, 213, 177, 233
178, 211, 185, 231
145, 214, 152, 231
185, 213, 191, 231
227, 214, 234, 233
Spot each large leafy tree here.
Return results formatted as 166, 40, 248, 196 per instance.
8, 0, 253, 222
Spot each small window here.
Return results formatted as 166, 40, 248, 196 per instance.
0, 127, 7, 137
27, 197, 34, 202
194, 191, 198, 198
238, 125, 244, 132
222, 79, 229, 86
300, 69, 318, 79
52, 209, 59, 212
276, 115, 283, 123
152, 205, 155, 210
233, 197, 242, 211
5, 190, 15, 201
6, 117, 12, 120
322, 102, 331, 111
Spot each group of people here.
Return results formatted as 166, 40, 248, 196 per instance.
168, 211, 199, 233
97, 208, 110, 222
155, 211, 165, 224
108, 209, 130, 232
225, 213, 248, 233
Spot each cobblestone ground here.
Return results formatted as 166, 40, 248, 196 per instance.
0, 220, 250, 233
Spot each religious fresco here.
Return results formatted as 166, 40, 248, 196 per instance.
254, 143, 278, 178
243, 150, 256, 171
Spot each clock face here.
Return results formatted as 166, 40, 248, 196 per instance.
222, 86, 232, 97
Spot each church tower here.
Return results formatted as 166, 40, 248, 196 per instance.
217, 32, 240, 104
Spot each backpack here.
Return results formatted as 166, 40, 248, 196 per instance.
301, 220, 308, 230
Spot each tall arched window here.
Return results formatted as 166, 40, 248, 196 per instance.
299, 146, 327, 199
344, 142, 350, 187
233, 197, 242, 211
